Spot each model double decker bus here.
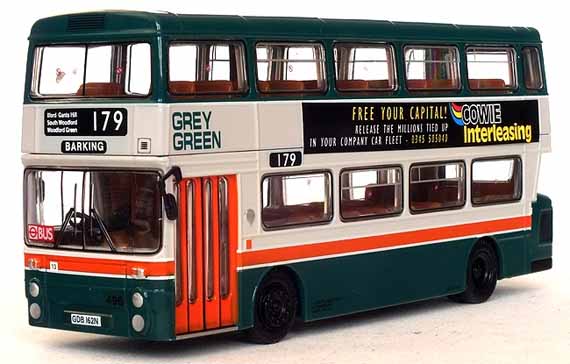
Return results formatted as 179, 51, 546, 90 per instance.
23, 11, 553, 343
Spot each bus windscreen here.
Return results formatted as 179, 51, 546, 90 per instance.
25, 169, 162, 254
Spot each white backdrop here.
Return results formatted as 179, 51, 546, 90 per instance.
1, 1, 567, 363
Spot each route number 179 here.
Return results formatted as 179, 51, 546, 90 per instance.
269, 151, 303, 168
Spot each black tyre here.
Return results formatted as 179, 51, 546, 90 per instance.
246, 270, 298, 344
450, 241, 498, 303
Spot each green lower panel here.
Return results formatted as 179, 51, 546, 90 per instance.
238, 197, 552, 329
25, 271, 175, 341
239, 238, 472, 328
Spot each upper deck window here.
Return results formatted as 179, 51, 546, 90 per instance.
168, 41, 247, 95
404, 46, 460, 91
334, 43, 396, 92
256, 43, 326, 94
522, 47, 544, 90
31, 43, 151, 98
467, 47, 516, 90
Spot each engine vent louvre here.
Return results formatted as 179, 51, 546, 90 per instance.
67, 14, 106, 32
539, 210, 553, 243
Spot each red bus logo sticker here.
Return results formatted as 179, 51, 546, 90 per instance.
27, 224, 55, 243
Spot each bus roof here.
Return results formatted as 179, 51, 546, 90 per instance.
30, 10, 541, 44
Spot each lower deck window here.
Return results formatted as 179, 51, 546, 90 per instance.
472, 158, 522, 205
340, 166, 402, 219
410, 162, 465, 212
262, 172, 332, 229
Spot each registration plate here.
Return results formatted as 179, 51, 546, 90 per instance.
69, 313, 102, 327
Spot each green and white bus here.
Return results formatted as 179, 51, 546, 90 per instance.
23, 11, 552, 343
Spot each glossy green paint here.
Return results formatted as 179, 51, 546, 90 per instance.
24, 11, 547, 104
29, 12, 541, 43
25, 271, 175, 341
529, 194, 553, 264
237, 197, 553, 330
24, 195, 552, 338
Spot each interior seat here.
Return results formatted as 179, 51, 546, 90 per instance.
169, 81, 196, 94
469, 79, 507, 90
76, 82, 123, 96
258, 80, 305, 93
336, 79, 368, 91
407, 79, 457, 90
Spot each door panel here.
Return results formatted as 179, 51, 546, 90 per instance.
187, 178, 205, 332
176, 175, 238, 334
203, 177, 221, 329
175, 179, 189, 334
219, 176, 239, 326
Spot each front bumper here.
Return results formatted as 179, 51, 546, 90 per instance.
25, 270, 175, 341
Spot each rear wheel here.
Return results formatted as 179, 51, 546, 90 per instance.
246, 270, 298, 344
450, 241, 498, 303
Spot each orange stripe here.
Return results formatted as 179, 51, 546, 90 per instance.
24, 253, 175, 277
238, 216, 532, 267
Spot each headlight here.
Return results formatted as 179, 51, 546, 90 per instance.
132, 292, 144, 308
131, 314, 145, 332
29, 282, 40, 298
29, 303, 41, 320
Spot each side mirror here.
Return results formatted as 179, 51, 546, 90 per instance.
160, 166, 182, 221
163, 193, 178, 221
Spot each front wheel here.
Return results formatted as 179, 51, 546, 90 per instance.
246, 270, 298, 344
450, 241, 498, 303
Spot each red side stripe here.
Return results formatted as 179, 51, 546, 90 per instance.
238, 216, 531, 267
24, 253, 174, 277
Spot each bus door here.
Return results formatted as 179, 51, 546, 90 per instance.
175, 175, 238, 334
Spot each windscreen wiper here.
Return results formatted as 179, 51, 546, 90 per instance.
55, 207, 117, 253
55, 208, 76, 248
90, 208, 117, 253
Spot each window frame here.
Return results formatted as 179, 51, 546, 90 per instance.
521, 46, 544, 91
254, 41, 328, 95
470, 156, 523, 207
465, 46, 518, 91
403, 45, 461, 92
339, 165, 404, 222
260, 169, 334, 231
22, 167, 164, 255
30, 42, 154, 100
167, 40, 249, 97
408, 160, 467, 214
333, 42, 398, 93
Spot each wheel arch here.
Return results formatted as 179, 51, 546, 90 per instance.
253, 265, 307, 321
470, 236, 503, 279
